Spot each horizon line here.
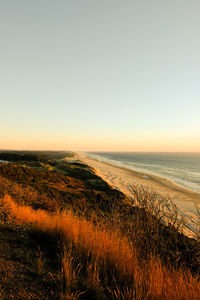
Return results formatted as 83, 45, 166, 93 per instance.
1, 148, 200, 154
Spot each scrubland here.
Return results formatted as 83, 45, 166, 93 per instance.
0, 152, 199, 299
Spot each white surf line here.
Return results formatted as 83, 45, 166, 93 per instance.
76, 152, 200, 238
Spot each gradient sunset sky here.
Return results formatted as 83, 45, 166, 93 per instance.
1, 0, 200, 152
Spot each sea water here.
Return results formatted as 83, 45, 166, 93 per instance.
85, 152, 200, 194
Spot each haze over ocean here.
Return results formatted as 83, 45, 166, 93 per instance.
86, 152, 200, 194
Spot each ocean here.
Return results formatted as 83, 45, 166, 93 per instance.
86, 152, 200, 194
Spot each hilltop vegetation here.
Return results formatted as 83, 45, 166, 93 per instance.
0, 151, 199, 299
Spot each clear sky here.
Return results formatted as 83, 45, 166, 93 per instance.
1, 0, 200, 152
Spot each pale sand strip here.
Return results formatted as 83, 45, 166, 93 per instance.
75, 152, 200, 236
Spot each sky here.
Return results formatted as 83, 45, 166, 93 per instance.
0, 0, 200, 152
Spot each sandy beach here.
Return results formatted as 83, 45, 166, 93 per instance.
76, 152, 200, 236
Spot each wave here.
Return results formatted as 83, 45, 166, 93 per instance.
85, 152, 200, 194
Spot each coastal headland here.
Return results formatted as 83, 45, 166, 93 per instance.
0, 150, 199, 299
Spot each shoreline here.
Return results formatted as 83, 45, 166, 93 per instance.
77, 152, 200, 200
73, 152, 200, 236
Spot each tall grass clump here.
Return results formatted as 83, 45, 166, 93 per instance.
50, 245, 84, 300
25, 248, 46, 276
3, 194, 200, 299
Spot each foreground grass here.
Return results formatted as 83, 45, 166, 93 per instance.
3, 195, 200, 300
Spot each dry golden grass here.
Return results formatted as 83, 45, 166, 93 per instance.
3, 195, 200, 300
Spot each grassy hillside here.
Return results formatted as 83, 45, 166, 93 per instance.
0, 151, 199, 299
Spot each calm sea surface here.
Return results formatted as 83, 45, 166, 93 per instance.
86, 152, 200, 194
